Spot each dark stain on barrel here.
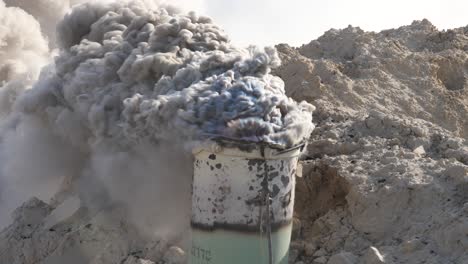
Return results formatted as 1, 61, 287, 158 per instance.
248, 159, 263, 166
248, 159, 264, 173
281, 175, 290, 187
271, 184, 280, 198
269, 171, 279, 181
208, 154, 217, 160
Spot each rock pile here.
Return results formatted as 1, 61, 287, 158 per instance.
277, 19, 467, 264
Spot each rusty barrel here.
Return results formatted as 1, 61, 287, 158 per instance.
190, 143, 303, 264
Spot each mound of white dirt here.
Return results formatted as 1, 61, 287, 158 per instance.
276, 19, 467, 264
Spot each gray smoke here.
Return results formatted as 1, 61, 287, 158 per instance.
0, 0, 314, 239
20, 0, 314, 148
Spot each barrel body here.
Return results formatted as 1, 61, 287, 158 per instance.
190, 146, 300, 264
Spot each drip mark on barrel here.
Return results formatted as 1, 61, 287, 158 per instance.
281, 190, 292, 208
248, 159, 263, 166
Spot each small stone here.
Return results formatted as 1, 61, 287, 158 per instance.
380, 157, 398, 165
463, 202, 468, 214
144, 240, 167, 261
446, 138, 461, 149
401, 238, 424, 253
325, 130, 340, 139
162, 246, 186, 264
403, 153, 416, 159
289, 249, 300, 264
296, 163, 304, 178
292, 217, 302, 240
328, 252, 358, 264
412, 146, 426, 157
313, 256, 327, 264
313, 248, 327, 257
123, 256, 155, 264
290, 241, 305, 251
363, 247, 385, 264
445, 166, 467, 182
305, 242, 317, 256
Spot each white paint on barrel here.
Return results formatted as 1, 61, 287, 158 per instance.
192, 146, 300, 229
190, 143, 303, 263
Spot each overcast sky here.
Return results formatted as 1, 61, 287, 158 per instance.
168, 0, 468, 47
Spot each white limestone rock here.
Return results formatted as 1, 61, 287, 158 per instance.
362, 247, 386, 264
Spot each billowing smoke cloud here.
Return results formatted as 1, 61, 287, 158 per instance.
0, 0, 314, 241
3, 0, 68, 47
2, 0, 98, 47
0, 1, 50, 116
20, 0, 314, 148
0, 1, 53, 227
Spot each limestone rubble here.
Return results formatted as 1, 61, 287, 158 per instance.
279, 20, 467, 264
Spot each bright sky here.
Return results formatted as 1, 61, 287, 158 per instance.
168, 0, 468, 47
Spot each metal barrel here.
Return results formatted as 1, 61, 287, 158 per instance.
190, 143, 303, 264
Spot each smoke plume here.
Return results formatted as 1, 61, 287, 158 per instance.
0, 0, 314, 241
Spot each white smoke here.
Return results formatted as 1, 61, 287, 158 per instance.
0, 115, 84, 228
0, 1, 50, 116
0, 0, 314, 241
2, 0, 105, 47
3, 0, 68, 47
0, 1, 53, 227
78, 141, 193, 239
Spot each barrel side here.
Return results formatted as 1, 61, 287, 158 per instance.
191, 147, 299, 264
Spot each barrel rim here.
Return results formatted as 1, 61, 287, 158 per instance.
193, 139, 306, 159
